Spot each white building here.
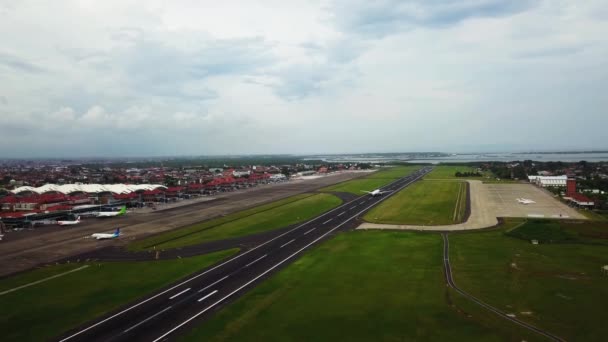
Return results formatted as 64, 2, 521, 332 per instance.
270, 174, 287, 181
528, 175, 567, 187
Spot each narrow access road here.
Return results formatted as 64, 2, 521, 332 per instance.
441, 233, 566, 342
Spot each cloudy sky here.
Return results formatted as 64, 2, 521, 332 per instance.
1, 1, 607, 157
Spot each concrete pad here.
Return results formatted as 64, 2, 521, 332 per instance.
484, 183, 583, 219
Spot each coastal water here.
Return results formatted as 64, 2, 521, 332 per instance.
408, 152, 608, 164
309, 152, 608, 164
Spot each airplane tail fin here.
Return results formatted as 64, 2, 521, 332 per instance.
76, 216, 81, 222
119, 206, 127, 215
114, 228, 120, 236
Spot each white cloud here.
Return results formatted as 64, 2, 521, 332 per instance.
0, 0, 607, 157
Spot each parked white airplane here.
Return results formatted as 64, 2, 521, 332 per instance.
517, 198, 536, 205
96, 206, 127, 218
361, 189, 391, 197
57, 216, 80, 226
91, 228, 121, 240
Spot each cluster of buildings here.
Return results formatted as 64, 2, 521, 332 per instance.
0, 172, 289, 218
528, 175, 595, 208
0, 159, 369, 219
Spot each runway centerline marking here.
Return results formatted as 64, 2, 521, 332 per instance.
245, 254, 267, 268
280, 239, 295, 248
322, 218, 333, 224
197, 290, 218, 303
151, 169, 432, 342
123, 306, 172, 333
337, 212, 345, 217
58, 179, 362, 341
169, 288, 190, 300
303, 228, 316, 235
198, 275, 229, 293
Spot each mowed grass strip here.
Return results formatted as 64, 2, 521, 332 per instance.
130, 194, 321, 250
424, 165, 477, 179
425, 165, 518, 183
181, 231, 527, 342
321, 165, 421, 195
363, 165, 422, 179
452, 182, 467, 222
0, 249, 238, 342
133, 193, 342, 250
364, 180, 464, 225
450, 219, 608, 341
320, 178, 398, 195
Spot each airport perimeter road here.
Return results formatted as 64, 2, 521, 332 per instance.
56, 167, 433, 342
441, 233, 565, 342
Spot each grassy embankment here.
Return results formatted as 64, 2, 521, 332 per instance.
364, 180, 466, 225
450, 218, 608, 341
0, 249, 238, 342
129, 193, 342, 251
320, 165, 422, 195
181, 231, 538, 341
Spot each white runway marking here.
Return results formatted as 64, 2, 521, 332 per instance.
322, 218, 333, 224
151, 170, 431, 342
197, 290, 218, 302
198, 275, 229, 293
1, 265, 89, 296
245, 254, 267, 268
303, 228, 316, 235
169, 288, 191, 300
280, 239, 295, 248
123, 306, 172, 333
337, 212, 345, 217
59, 182, 368, 341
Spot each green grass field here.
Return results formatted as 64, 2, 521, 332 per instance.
578, 209, 608, 221
425, 165, 519, 183
320, 178, 399, 195
363, 165, 422, 179
506, 219, 608, 246
181, 231, 537, 341
450, 219, 608, 341
424, 165, 477, 179
0, 249, 238, 342
363, 180, 465, 225
130, 193, 342, 251
321, 165, 421, 195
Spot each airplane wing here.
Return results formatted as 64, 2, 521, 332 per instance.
360, 190, 372, 194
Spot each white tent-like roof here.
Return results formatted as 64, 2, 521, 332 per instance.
11, 183, 167, 195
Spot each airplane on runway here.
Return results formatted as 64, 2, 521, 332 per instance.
57, 216, 81, 226
517, 198, 536, 205
361, 189, 391, 197
96, 206, 127, 218
91, 228, 121, 240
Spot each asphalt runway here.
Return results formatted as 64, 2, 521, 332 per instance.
56, 167, 433, 342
